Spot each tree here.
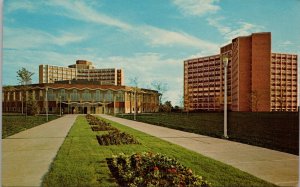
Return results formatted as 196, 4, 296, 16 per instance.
160, 101, 173, 113
17, 67, 34, 85
151, 80, 168, 105
17, 67, 34, 116
26, 92, 39, 115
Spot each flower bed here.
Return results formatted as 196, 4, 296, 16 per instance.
85, 114, 116, 131
107, 152, 211, 187
96, 130, 139, 146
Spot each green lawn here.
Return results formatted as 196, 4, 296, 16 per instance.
2, 115, 60, 138
118, 112, 299, 154
42, 115, 277, 187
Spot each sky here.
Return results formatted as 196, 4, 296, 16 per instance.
3, 0, 300, 106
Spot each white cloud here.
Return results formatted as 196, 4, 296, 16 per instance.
47, 0, 132, 30
138, 25, 218, 50
225, 21, 264, 41
281, 40, 293, 46
173, 0, 220, 16
4, 27, 86, 49
6, 0, 37, 12
207, 17, 264, 42
49, 0, 218, 50
207, 17, 231, 33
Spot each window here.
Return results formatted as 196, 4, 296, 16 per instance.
105, 90, 113, 102
116, 91, 124, 102
82, 90, 91, 101
47, 89, 56, 101
70, 89, 79, 101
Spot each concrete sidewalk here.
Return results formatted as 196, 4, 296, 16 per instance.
99, 114, 299, 187
2, 115, 78, 187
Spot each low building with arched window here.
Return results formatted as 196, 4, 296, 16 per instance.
2, 81, 160, 115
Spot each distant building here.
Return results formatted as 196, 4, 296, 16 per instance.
2, 81, 160, 114
184, 32, 298, 112
39, 60, 124, 86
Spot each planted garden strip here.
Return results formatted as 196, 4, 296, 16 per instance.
96, 130, 139, 146
85, 114, 140, 146
107, 152, 211, 187
85, 114, 117, 131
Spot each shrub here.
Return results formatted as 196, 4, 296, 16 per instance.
96, 130, 139, 146
107, 152, 211, 187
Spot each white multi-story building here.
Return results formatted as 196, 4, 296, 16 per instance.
39, 60, 124, 86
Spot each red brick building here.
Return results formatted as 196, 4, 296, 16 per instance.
184, 32, 298, 112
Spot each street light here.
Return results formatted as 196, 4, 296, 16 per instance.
59, 96, 62, 116
134, 89, 137, 121
45, 87, 48, 121
223, 57, 229, 139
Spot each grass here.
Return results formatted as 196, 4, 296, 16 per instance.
2, 115, 60, 138
42, 115, 277, 187
118, 112, 299, 154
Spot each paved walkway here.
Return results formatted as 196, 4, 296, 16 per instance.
2, 115, 78, 187
99, 114, 299, 187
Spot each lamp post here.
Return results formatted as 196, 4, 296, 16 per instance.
21, 93, 23, 115
46, 87, 48, 121
134, 89, 137, 121
59, 96, 62, 116
223, 57, 229, 139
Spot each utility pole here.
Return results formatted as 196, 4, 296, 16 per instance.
223, 57, 229, 139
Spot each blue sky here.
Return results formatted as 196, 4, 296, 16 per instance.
3, 0, 300, 106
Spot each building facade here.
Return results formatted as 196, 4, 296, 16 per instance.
184, 32, 298, 112
3, 82, 159, 115
39, 60, 124, 86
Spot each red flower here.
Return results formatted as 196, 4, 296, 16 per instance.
153, 166, 159, 171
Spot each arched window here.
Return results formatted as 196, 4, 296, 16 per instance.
70, 89, 79, 101
95, 90, 101, 101
82, 90, 91, 101
59, 89, 67, 101
105, 90, 113, 102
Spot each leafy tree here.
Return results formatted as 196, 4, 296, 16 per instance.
160, 101, 173, 113
151, 80, 168, 105
17, 67, 34, 85
26, 92, 39, 115
16, 67, 34, 115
